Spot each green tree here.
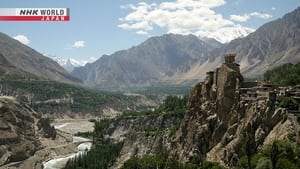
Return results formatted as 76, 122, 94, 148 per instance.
241, 127, 257, 169
263, 63, 300, 85
270, 141, 280, 169
279, 98, 299, 111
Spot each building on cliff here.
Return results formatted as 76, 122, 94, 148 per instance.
199, 53, 300, 110
171, 53, 298, 167
199, 53, 243, 115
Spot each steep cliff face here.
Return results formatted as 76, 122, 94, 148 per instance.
0, 96, 41, 166
105, 113, 183, 168
170, 54, 294, 167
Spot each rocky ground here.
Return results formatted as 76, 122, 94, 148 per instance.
0, 97, 94, 169
53, 119, 94, 134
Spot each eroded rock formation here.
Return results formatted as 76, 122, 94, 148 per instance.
105, 113, 183, 168
170, 54, 293, 167
0, 96, 41, 166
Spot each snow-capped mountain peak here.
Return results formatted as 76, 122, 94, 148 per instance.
199, 25, 255, 44
44, 54, 96, 72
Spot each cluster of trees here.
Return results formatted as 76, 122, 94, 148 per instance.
121, 95, 188, 119
121, 153, 225, 169
236, 140, 300, 169
235, 126, 300, 169
263, 63, 300, 85
134, 83, 191, 95
64, 142, 123, 169
160, 95, 188, 113
37, 117, 56, 139
64, 119, 123, 169
279, 97, 300, 111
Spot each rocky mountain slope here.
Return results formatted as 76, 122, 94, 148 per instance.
182, 7, 300, 80
0, 32, 80, 84
105, 113, 183, 168
0, 96, 78, 169
71, 34, 221, 88
0, 96, 40, 166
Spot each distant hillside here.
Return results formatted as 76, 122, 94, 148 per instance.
183, 7, 300, 80
0, 32, 80, 83
71, 34, 221, 89
263, 63, 300, 85
0, 74, 157, 117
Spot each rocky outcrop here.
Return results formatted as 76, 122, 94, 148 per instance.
105, 113, 183, 168
0, 96, 41, 166
170, 54, 293, 167
0, 96, 78, 169
37, 118, 57, 140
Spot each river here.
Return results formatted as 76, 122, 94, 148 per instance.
43, 120, 94, 169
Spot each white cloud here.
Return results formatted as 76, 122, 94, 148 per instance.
118, 21, 153, 31
72, 41, 85, 48
89, 56, 98, 61
13, 35, 30, 45
230, 14, 250, 22
230, 12, 272, 22
249, 12, 272, 19
136, 30, 148, 35
118, 0, 255, 43
271, 7, 276, 10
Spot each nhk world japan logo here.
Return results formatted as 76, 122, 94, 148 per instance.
0, 8, 70, 21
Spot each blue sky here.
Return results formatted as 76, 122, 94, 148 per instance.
0, 0, 299, 62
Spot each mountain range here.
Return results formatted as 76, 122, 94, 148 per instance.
181, 6, 300, 80
46, 55, 89, 72
0, 7, 299, 90
0, 32, 80, 83
71, 7, 300, 88
71, 34, 222, 88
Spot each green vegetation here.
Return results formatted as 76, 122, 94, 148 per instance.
121, 153, 225, 169
120, 95, 186, 137
92, 119, 112, 146
64, 119, 123, 169
162, 95, 188, 113
64, 142, 123, 169
279, 97, 299, 111
169, 121, 181, 137
120, 82, 192, 95
37, 117, 57, 140
263, 63, 300, 85
0, 74, 136, 114
121, 95, 188, 119
74, 131, 93, 139
236, 140, 300, 169
234, 125, 300, 169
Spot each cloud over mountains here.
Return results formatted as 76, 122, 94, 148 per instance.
118, 0, 272, 43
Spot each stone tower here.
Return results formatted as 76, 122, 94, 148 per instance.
225, 53, 236, 64
216, 54, 243, 119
